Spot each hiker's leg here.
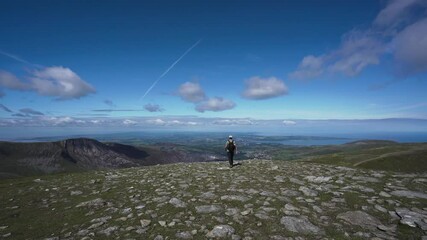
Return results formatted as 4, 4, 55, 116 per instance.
228, 152, 233, 166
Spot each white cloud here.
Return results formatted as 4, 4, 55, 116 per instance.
178, 82, 206, 103
289, 55, 324, 80
144, 118, 198, 126
0, 70, 30, 90
146, 118, 166, 125
393, 18, 427, 75
328, 31, 384, 76
52, 117, 74, 125
213, 119, 254, 125
195, 97, 236, 112
177, 82, 235, 113
30, 116, 84, 126
289, 0, 427, 80
144, 103, 164, 112
0, 67, 95, 100
242, 76, 288, 100
123, 119, 137, 125
283, 120, 297, 126
30, 66, 95, 100
374, 0, 423, 27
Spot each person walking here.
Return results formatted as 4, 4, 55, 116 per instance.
225, 135, 237, 168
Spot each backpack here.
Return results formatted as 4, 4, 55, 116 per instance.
227, 140, 236, 152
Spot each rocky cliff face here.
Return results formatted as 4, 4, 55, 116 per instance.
0, 138, 151, 177
60, 138, 149, 169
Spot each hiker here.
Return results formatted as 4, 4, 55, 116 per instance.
225, 135, 237, 168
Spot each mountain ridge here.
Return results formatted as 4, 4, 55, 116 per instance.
0, 138, 152, 178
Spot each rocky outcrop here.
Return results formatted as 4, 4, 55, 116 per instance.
1, 160, 426, 239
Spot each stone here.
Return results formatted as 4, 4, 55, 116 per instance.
282, 190, 300, 197
284, 203, 299, 211
159, 221, 167, 227
220, 195, 249, 202
225, 208, 240, 216
255, 212, 271, 220
280, 216, 324, 235
313, 206, 323, 213
304, 176, 331, 183
136, 228, 147, 234
195, 205, 223, 213
76, 198, 106, 209
379, 191, 391, 198
154, 235, 164, 240
232, 234, 242, 240
176, 231, 193, 239
200, 192, 216, 199
274, 176, 285, 182
352, 176, 380, 183
269, 236, 286, 240
289, 177, 304, 185
374, 204, 388, 213
390, 190, 427, 199
337, 211, 381, 230
98, 226, 118, 236
299, 186, 318, 197
88, 222, 104, 229
70, 190, 83, 196
121, 207, 132, 215
395, 208, 427, 229
140, 219, 151, 228
168, 221, 176, 227
135, 204, 145, 210
125, 226, 136, 231
169, 198, 187, 208
241, 209, 252, 216
377, 224, 396, 232
77, 229, 90, 236
90, 216, 111, 223
206, 225, 235, 238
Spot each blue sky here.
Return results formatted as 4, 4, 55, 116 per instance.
0, 0, 427, 138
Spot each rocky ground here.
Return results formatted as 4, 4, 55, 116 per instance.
1, 160, 426, 239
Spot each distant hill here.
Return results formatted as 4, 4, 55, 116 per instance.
343, 140, 398, 146
0, 138, 154, 178
303, 140, 427, 173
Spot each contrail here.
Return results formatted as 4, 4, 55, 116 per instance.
0, 50, 43, 68
140, 39, 202, 100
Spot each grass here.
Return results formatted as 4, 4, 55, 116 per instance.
358, 149, 427, 172
305, 143, 427, 173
